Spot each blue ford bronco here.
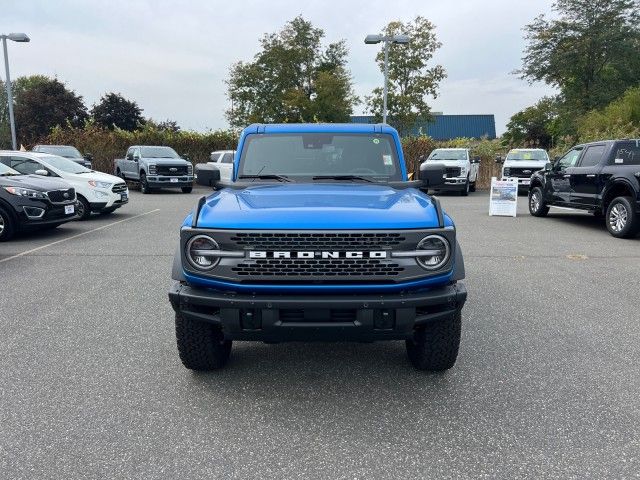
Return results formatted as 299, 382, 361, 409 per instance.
168, 124, 467, 371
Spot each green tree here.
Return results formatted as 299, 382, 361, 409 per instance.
365, 16, 446, 135
91, 92, 145, 131
12, 75, 87, 145
520, 0, 640, 117
503, 97, 561, 149
226, 16, 358, 128
577, 86, 640, 141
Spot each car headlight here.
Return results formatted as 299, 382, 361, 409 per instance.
149, 164, 157, 175
3, 186, 47, 200
186, 235, 220, 270
187, 164, 193, 175
94, 191, 109, 198
460, 166, 467, 176
415, 235, 450, 270
88, 180, 112, 189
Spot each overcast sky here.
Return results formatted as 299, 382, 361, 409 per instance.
1, 0, 556, 134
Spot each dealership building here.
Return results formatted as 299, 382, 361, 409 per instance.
350, 113, 496, 140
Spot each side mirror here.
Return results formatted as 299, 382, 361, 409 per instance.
84, 153, 94, 161
196, 163, 221, 188
34, 169, 49, 176
473, 156, 481, 164
544, 162, 552, 171
495, 155, 504, 164
133, 155, 140, 162
181, 153, 191, 161
419, 162, 445, 189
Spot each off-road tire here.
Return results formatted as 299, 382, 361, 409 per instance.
181, 186, 193, 194
0, 205, 16, 242
406, 310, 461, 371
76, 195, 91, 220
175, 312, 232, 370
606, 196, 639, 238
528, 186, 549, 217
140, 173, 150, 194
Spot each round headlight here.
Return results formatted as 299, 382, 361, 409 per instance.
416, 235, 450, 270
186, 235, 220, 270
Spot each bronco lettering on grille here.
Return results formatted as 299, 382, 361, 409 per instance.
249, 251, 387, 259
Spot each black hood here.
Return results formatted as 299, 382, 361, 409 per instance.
0, 174, 72, 192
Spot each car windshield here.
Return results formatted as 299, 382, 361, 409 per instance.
40, 155, 92, 174
140, 146, 180, 158
506, 150, 547, 161
238, 133, 401, 180
0, 163, 21, 176
37, 145, 83, 158
427, 150, 467, 161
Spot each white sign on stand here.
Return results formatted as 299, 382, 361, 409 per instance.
489, 177, 518, 217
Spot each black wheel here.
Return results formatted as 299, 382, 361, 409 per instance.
140, 173, 150, 194
175, 312, 232, 370
606, 196, 639, 238
528, 186, 549, 217
76, 195, 91, 220
0, 205, 16, 242
460, 178, 470, 196
406, 310, 461, 371
181, 186, 193, 194
116, 168, 126, 182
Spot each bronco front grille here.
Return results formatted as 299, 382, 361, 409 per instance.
46, 188, 75, 203
229, 232, 406, 250
231, 258, 404, 277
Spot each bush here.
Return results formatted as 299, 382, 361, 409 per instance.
577, 86, 640, 142
43, 123, 237, 173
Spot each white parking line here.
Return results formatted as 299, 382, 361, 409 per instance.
0, 209, 160, 264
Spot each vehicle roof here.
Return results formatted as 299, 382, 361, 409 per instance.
508, 148, 547, 151
242, 123, 399, 135
211, 150, 235, 153
33, 144, 76, 148
430, 148, 469, 151
128, 145, 177, 148
574, 139, 640, 148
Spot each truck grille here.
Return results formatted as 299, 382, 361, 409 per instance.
229, 232, 406, 250
231, 258, 404, 277
507, 167, 537, 178
46, 188, 75, 203
156, 165, 188, 176
445, 167, 461, 178
112, 182, 127, 193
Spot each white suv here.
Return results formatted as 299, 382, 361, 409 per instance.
208, 150, 235, 182
0, 152, 129, 220
423, 148, 480, 196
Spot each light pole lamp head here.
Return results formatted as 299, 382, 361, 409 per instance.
7, 33, 30, 42
391, 34, 409, 44
364, 34, 383, 45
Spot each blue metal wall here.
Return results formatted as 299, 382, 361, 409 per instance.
350, 114, 496, 140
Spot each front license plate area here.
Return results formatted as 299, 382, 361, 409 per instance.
65, 205, 75, 214
121, 193, 128, 201
170, 178, 179, 183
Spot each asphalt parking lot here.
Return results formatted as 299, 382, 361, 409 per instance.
1, 187, 639, 479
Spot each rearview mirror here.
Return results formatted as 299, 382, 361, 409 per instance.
34, 169, 49, 176
196, 163, 221, 188
419, 163, 445, 189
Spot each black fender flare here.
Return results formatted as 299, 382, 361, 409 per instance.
451, 240, 465, 281
171, 245, 186, 282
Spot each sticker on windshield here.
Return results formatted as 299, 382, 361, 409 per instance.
372, 138, 380, 145
615, 158, 624, 164
383, 154, 393, 165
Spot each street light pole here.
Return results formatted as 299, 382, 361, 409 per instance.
1, 32, 30, 150
364, 33, 409, 125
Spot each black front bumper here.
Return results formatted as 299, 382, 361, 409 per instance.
168, 282, 467, 342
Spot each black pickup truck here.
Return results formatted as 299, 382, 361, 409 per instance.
528, 139, 640, 238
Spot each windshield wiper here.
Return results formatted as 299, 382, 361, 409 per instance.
312, 175, 373, 183
238, 174, 291, 183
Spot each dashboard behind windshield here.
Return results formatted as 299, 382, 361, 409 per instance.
239, 133, 401, 180
141, 147, 180, 158
506, 150, 548, 161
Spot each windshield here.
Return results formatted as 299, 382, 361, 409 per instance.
427, 149, 467, 161
40, 155, 92, 174
506, 150, 548, 161
0, 163, 21, 176
37, 145, 83, 158
239, 133, 401, 180
140, 146, 180, 158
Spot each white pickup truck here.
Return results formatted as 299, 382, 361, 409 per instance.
498, 149, 550, 191
207, 150, 235, 182
423, 148, 480, 196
